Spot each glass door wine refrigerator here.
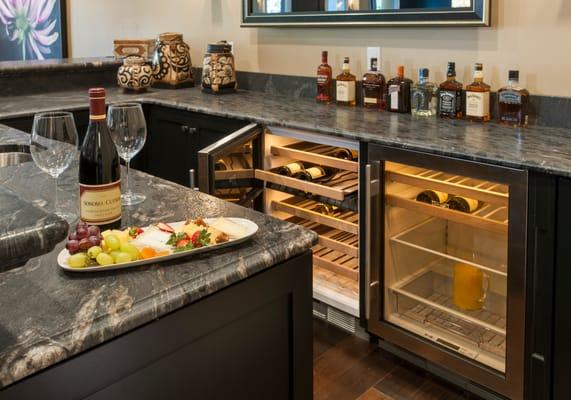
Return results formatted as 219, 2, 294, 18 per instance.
366, 145, 528, 399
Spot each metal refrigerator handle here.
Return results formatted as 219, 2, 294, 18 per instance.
365, 163, 372, 320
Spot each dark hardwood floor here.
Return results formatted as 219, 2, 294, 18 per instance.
313, 318, 484, 400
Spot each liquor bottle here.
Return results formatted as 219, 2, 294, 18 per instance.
411, 68, 437, 117
416, 190, 449, 205
336, 57, 357, 107
79, 88, 121, 229
498, 70, 530, 127
438, 62, 463, 119
316, 51, 333, 104
362, 57, 386, 109
298, 165, 338, 183
465, 63, 491, 122
387, 65, 412, 113
447, 196, 481, 213
331, 148, 358, 161
278, 161, 305, 177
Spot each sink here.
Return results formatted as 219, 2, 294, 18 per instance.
0, 144, 32, 167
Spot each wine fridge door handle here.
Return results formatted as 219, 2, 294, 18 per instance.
189, 169, 199, 191
365, 163, 372, 321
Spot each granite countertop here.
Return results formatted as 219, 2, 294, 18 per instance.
0, 57, 121, 76
1, 87, 571, 177
0, 125, 30, 146
0, 158, 317, 388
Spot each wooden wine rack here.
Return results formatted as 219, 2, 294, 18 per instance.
271, 143, 358, 172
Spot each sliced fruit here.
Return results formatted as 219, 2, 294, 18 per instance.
157, 223, 175, 233
114, 252, 131, 264
177, 239, 190, 248
120, 243, 141, 261
140, 247, 158, 259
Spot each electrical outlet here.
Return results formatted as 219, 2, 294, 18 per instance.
366, 47, 381, 70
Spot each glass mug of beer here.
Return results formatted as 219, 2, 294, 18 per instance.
453, 262, 489, 310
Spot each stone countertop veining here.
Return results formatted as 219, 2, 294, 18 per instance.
0, 160, 317, 388
0, 57, 121, 77
1, 87, 571, 177
0, 125, 30, 146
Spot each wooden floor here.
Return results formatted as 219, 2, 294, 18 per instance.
313, 318, 484, 400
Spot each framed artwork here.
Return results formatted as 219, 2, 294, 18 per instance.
0, 0, 68, 61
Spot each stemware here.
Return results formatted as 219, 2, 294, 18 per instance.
30, 112, 78, 222
107, 103, 147, 206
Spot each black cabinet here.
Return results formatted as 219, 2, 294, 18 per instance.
142, 106, 248, 187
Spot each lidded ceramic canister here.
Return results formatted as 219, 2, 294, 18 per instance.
202, 40, 236, 94
152, 32, 194, 89
117, 56, 154, 93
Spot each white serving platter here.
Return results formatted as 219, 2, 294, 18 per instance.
57, 218, 259, 273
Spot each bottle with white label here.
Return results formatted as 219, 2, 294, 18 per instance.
465, 63, 491, 122
336, 57, 356, 107
386, 65, 412, 113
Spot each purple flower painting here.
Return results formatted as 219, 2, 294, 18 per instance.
0, 0, 65, 61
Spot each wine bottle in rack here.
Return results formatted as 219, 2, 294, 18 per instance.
416, 190, 449, 205
331, 148, 358, 161
298, 165, 338, 183
215, 158, 228, 171
447, 196, 482, 213
315, 203, 339, 217
79, 88, 121, 230
278, 161, 306, 177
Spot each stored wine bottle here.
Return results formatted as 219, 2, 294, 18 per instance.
447, 196, 481, 213
278, 161, 305, 177
416, 190, 449, 205
215, 159, 228, 171
315, 203, 339, 217
298, 165, 338, 183
331, 148, 358, 161
79, 88, 121, 230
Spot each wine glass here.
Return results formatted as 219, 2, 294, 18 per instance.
30, 112, 78, 222
107, 103, 147, 206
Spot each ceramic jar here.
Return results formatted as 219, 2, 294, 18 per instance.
117, 56, 154, 93
152, 32, 194, 89
201, 40, 237, 94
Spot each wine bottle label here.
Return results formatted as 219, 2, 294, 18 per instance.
364, 97, 378, 104
499, 91, 522, 105
306, 167, 325, 179
439, 90, 460, 113
337, 81, 356, 102
317, 74, 330, 85
389, 85, 400, 110
466, 92, 490, 117
79, 180, 122, 225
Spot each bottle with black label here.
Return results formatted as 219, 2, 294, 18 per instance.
331, 148, 358, 161
447, 196, 481, 213
498, 70, 530, 127
278, 161, 306, 177
416, 190, 449, 205
438, 62, 463, 119
298, 165, 338, 184
79, 88, 121, 230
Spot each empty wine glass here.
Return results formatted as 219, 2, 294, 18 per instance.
30, 112, 78, 222
107, 103, 147, 206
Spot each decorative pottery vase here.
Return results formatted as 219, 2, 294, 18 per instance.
202, 40, 237, 94
117, 56, 154, 93
152, 32, 194, 89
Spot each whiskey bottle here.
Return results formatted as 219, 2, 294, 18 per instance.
278, 161, 305, 177
447, 196, 481, 213
331, 148, 358, 161
336, 57, 357, 107
438, 62, 463, 119
465, 63, 491, 122
362, 58, 386, 109
498, 70, 530, 127
416, 190, 449, 205
298, 165, 338, 183
411, 68, 437, 117
387, 65, 412, 113
316, 51, 333, 104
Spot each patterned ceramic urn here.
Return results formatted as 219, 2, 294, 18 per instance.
152, 32, 194, 89
202, 40, 236, 94
117, 56, 154, 93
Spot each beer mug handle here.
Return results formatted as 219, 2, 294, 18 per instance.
480, 273, 490, 305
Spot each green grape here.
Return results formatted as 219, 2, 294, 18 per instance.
105, 234, 121, 251
87, 246, 103, 259
114, 252, 132, 264
96, 252, 115, 266
110, 250, 121, 259
120, 243, 140, 261
68, 253, 88, 268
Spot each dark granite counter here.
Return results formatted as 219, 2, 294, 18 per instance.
0, 57, 121, 77
1, 87, 571, 177
0, 125, 30, 146
0, 158, 317, 388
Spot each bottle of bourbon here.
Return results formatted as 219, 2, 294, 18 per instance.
498, 70, 530, 127
316, 51, 333, 104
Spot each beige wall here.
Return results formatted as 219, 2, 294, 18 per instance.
68, 0, 571, 97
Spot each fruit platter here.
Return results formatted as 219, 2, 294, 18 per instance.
57, 217, 259, 272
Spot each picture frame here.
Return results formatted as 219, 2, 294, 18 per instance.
0, 0, 68, 62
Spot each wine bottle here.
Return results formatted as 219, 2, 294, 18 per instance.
447, 196, 481, 213
278, 161, 305, 177
315, 203, 339, 216
331, 148, 358, 161
79, 88, 121, 230
416, 190, 449, 205
215, 159, 228, 171
298, 165, 338, 183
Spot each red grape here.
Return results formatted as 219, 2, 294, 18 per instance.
68, 232, 78, 241
76, 227, 88, 240
66, 240, 80, 254
79, 238, 91, 251
87, 225, 100, 237
76, 220, 88, 231
88, 236, 101, 247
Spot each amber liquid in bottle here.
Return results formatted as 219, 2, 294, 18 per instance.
438, 62, 463, 119
498, 70, 530, 127
316, 51, 333, 104
362, 58, 386, 109
465, 63, 491, 122
386, 65, 412, 113
336, 57, 357, 107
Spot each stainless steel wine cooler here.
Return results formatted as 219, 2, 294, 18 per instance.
366, 144, 528, 399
